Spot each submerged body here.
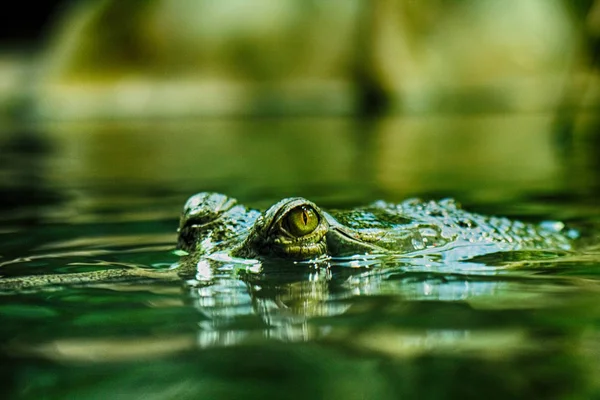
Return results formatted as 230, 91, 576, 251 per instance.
0, 192, 577, 290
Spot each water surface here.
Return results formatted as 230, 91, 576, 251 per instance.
1, 115, 600, 399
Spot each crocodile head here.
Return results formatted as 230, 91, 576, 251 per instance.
177, 193, 383, 260
177, 192, 575, 263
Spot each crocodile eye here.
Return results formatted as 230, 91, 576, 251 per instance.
284, 206, 319, 237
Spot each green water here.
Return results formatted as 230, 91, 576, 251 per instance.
1, 115, 600, 399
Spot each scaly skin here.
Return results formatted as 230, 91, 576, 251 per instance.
324, 198, 575, 260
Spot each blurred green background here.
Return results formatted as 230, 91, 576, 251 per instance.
0, 0, 598, 207
0, 0, 598, 119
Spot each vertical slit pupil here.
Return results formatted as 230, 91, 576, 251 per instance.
302, 209, 308, 225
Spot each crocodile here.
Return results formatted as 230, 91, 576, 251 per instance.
178, 192, 575, 261
0, 192, 577, 290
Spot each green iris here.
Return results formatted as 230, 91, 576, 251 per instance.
285, 206, 319, 237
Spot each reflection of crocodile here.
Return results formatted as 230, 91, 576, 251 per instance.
0, 192, 577, 290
